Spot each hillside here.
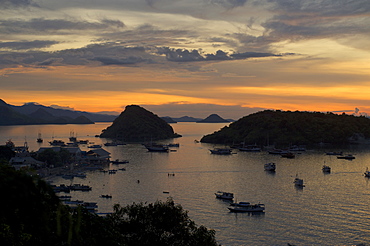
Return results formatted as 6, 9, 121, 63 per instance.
197, 114, 229, 123
200, 110, 370, 146
100, 105, 181, 141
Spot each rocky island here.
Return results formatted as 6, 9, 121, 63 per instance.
100, 105, 181, 141
197, 114, 230, 123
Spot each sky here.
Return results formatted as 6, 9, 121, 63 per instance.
1, 0, 370, 120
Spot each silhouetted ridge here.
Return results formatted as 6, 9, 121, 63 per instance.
197, 114, 229, 123
100, 105, 181, 141
200, 110, 370, 146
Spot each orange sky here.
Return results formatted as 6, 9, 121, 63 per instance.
1, 1, 370, 119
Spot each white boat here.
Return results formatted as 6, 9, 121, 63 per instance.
322, 165, 331, 173
209, 148, 232, 155
228, 202, 265, 212
264, 162, 276, 171
215, 191, 234, 200
364, 168, 370, 177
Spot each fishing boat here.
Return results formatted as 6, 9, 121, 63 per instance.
264, 162, 276, 171
294, 175, 304, 187
37, 133, 43, 143
228, 202, 265, 212
145, 144, 169, 152
209, 148, 232, 155
111, 159, 129, 164
322, 165, 331, 173
215, 191, 234, 200
364, 168, 370, 177
337, 154, 355, 160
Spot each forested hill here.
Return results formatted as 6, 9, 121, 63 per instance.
200, 110, 370, 146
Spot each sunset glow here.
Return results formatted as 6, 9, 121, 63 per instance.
1, 0, 370, 119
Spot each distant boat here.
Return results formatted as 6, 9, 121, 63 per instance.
49, 140, 65, 146
215, 191, 234, 200
322, 165, 331, 173
294, 175, 304, 187
100, 194, 112, 199
37, 133, 43, 143
209, 148, 232, 155
264, 162, 276, 171
145, 144, 169, 152
111, 159, 129, 164
238, 144, 261, 152
337, 154, 355, 160
326, 151, 343, 155
364, 168, 370, 177
228, 202, 265, 212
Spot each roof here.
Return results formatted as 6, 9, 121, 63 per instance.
86, 148, 110, 157
9, 156, 44, 165
38, 147, 81, 154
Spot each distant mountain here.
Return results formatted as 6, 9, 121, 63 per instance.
197, 114, 229, 123
161, 116, 177, 123
0, 99, 94, 125
100, 105, 181, 141
10, 102, 117, 122
171, 116, 203, 122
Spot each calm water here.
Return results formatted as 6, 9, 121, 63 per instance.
2, 122, 370, 245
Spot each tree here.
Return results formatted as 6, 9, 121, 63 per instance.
108, 198, 218, 246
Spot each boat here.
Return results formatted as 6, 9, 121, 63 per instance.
337, 154, 355, 160
49, 140, 65, 146
37, 133, 43, 143
364, 168, 370, 177
326, 151, 343, 155
68, 184, 92, 191
215, 191, 234, 200
82, 202, 98, 211
288, 145, 306, 151
209, 148, 232, 155
166, 143, 180, 147
108, 169, 117, 174
264, 162, 276, 171
322, 165, 331, 173
228, 202, 265, 212
268, 149, 289, 155
111, 159, 129, 164
100, 194, 112, 198
145, 144, 169, 152
281, 152, 295, 158
294, 175, 304, 187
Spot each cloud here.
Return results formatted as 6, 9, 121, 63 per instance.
209, 0, 248, 9
0, 0, 38, 8
0, 40, 59, 50
0, 18, 125, 35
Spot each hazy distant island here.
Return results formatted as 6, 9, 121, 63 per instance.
0, 99, 117, 125
201, 110, 370, 146
100, 105, 182, 141
196, 114, 230, 123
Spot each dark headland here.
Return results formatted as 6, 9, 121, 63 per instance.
200, 110, 370, 146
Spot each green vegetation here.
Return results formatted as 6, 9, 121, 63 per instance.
200, 110, 370, 147
100, 105, 181, 141
0, 164, 218, 246
36, 148, 72, 167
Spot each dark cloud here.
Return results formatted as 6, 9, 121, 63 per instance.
157, 47, 282, 62
0, 0, 38, 8
0, 40, 59, 50
209, 0, 248, 9
94, 56, 147, 65
0, 18, 125, 34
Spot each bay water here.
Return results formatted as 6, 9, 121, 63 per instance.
2, 122, 370, 245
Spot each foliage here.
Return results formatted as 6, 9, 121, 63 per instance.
36, 148, 71, 167
0, 164, 218, 246
200, 110, 370, 147
0, 146, 15, 162
108, 199, 218, 246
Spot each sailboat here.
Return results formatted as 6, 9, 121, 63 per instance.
37, 133, 43, 143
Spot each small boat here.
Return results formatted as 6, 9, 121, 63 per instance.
209, 148, 232, 155
337, 154, 355, 160
100, 194, 112, 198
289, 145, 306, 151
166, 143, 180, 147
228, 202, 265, 212
118, 168, 126, 171
215, 191, 234, 200
364, 168, 370, 177
108, 169, 117, 174
264, 162, 276, 171
111, 159, 129, 164
104, 142, 118, 146
326, 151, 343, 155
294, 175, 304, 187
37, 133, 43, 143
83, 202, 98, 210
49, 140, 65, 146
68, 184, 92, 191
322, 165, 331, 173
281, 152, 295, 158
145, 144, 169, 152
